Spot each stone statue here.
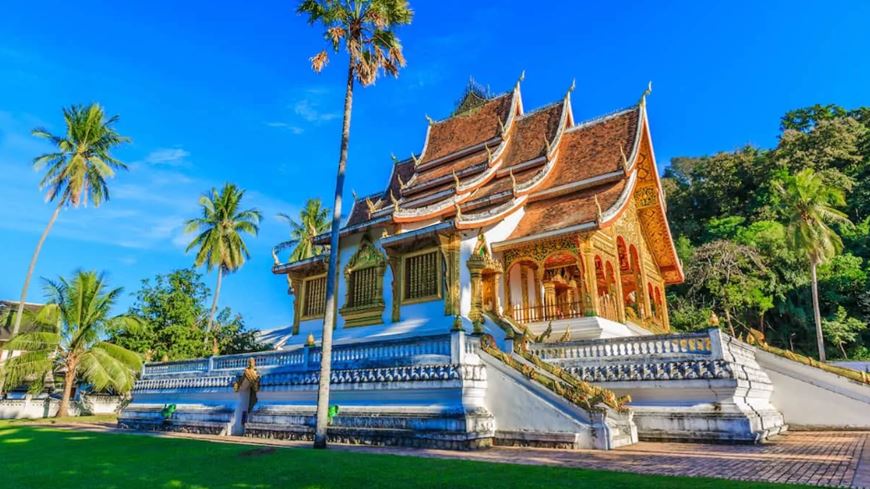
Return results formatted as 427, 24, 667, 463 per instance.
233, 357, 260, 412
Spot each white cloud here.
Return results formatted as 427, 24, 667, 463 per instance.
265, 121, 304, 134
293, 99, 339, 123
143, 147, 190, 166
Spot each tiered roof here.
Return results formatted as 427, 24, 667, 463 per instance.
315, 77, 684, 284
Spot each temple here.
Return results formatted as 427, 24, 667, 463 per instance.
120, 77, 870, 449
272, 76, 680, 345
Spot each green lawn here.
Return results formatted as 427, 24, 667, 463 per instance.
0, 422, 809, 489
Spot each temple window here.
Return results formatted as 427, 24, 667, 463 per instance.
340, 236, 387, 327
347, 267, 379, 307
301, 275, 327, 319
402, 249, 441, 303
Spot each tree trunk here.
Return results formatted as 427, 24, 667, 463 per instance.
206, 267, 223, 350
725, 308, 736, 337
810, 261, 826, 362
12, 202, 63, 337
1, 203, 63, 397
314, 63, 355, 450
56, 359, 76, 418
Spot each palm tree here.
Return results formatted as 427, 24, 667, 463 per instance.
11, 104, 130, 340
185, 183, 262, 352
297, 0, 413, 449
774, 168, 852, 362
0, 271, 142, 417
278, 198, 331, 261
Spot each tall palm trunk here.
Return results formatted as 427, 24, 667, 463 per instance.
810, 261, 826, 362
12, 202, 63, 337
314, 64, 354, 449
1, 203, 63, 396
56, 359, 77, 418
206, 267, 224, 351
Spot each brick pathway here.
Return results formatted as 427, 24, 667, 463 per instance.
42, 424, 870, 488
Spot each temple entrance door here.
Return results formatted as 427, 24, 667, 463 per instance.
481, 272, 496, 313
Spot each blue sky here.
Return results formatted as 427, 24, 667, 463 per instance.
1, 1, 868, 331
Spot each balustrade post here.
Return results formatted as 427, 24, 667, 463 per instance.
207, 356, 215, 373
707, 327, 727, 361
451, 329, 466, 364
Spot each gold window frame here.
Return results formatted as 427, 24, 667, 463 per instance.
300, 273, 328, 321
400, 247, 443, 305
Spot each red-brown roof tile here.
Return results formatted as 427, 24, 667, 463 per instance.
422, 93, 512, 162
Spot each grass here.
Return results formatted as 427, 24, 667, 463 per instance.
0, 422, 811, 489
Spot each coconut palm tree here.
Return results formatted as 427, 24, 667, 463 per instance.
185, 183, 262, 352
278, 198, 331, 261
11, 104, 130, 340
0, 271, 142, 417
297, 0, 413, 448
774, 168, 852, 362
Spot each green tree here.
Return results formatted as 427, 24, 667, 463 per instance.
278, 198, 330, 261
774, 168, 852, 361
184, 184, 262, 351
11, 104, 130, 339
0, 271, 142, 417
112, 268, 266, 360
297, 0, 413, 449
822, 306, 867, 359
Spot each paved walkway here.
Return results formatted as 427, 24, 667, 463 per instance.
41, 424, 870, 488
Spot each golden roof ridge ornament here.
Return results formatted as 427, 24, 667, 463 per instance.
397, 173, 408, 190
454, 201, 463, 221
620, 146, 629, 173
452, 169, 461, 192
425, 114, 434, 125
485, 144, 494, 164
509, 169, 518, 196
390, 190, 399, 213
515, 70, 525, 89
640, 80, 652, 107
390, 153, 399, 163
497, 117, 506, 136
411, 153, 420, 167
594, 195, 603, 223
567, 78, 576, 95
365, 197, 378, 218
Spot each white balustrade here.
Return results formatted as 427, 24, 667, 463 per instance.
142, 334, 453, 378
529, 330, 715, 362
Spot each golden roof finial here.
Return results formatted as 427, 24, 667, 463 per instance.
594, 195, 603, 222
567, 78, 576, 94
425, 114, 434, 125
390, 190, 399, 212
411, 153, 420, 167
365, 197, 377, 218
454, 201, 463, 221
640, 80, 652, 106
390, 153, 399, 163
351, 189, 358, 202
397, 173, 408, 190
620, 146, 629, 171
516, 70, 526, 87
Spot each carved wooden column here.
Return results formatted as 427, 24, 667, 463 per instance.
581, 247, 599, 317
467, 256, 484, 324
493, 270, 504, 315
387, 254, 402, 322
542, 281, 556, 319
438, 233, 461, 316
503, 266, 513, 317
287, 272, 305, 334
